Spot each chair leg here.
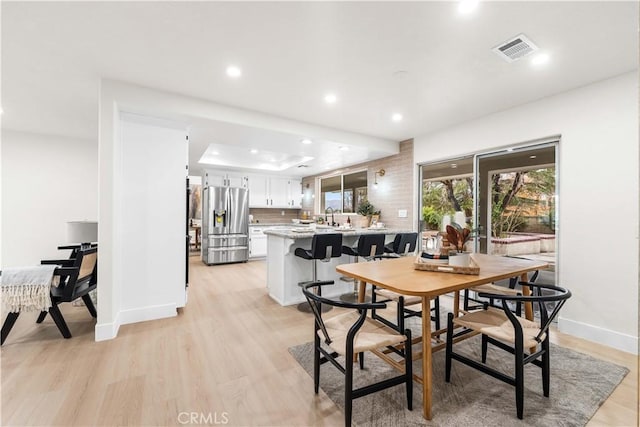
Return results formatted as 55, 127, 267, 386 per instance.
404, 329, 413, 411
36, 311, 48, 323
463, 289, 470, 311
359, 352, 364, 370
542, 338, 550, 397
371, 286, 377, 319
515, 341, 525, 419
313, 333, 320, 394
433, 296, 441, 330
481, 334, 488, 363
82, 294, 97, 318
445, 313, 454, 382
1, 312, 20, 345
398, 296, 405, 334
345, 351, 354, 427
48, 304, 72, 339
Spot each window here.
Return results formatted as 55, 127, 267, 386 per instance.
320, 170, 367, 213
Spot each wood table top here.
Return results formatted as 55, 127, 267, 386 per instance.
336, 253, 548, 297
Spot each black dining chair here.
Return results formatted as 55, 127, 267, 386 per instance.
445, 281, 571, 419
302, 280, 413, 427
372, 232, 441, 334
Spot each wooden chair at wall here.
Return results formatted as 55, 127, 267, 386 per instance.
38, 246, 98, 337
1, 247, 98, 344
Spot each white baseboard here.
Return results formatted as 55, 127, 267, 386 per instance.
559, 317, 638, 355
95, 312, 121, 342
268, 293, 286, 306
94, 303, 177, 341
119, 303, 177, 326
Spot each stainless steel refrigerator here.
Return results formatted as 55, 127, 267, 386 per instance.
202, 186, 249, 265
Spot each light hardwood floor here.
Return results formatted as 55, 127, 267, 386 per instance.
1, 258, 637, 426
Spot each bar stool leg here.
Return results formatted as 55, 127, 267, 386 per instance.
340, 256, 371, 303
298, 261, 332, 313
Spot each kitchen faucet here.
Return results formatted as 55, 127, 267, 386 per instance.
325, 207, 336, 226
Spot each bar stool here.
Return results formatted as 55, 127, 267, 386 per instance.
384, 232, 419, 257
372, 232, 441, 333
339, 234, 386, 302
295, 233, 343, 313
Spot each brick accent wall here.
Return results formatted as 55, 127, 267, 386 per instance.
301, 139, 414, 230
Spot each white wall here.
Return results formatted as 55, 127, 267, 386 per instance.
414, 72, 639, 354
95, 80, 198, 341
1, 130, 98, 267
116, 114, 187, 325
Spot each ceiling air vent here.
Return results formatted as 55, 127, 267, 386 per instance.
492, 34, 538, 63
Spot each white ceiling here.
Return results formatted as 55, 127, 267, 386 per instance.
189, 117, 393, 176
2, 1, 638, 175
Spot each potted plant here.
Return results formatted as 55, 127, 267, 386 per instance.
357, 200, 378, 228
446, 223, 473, 266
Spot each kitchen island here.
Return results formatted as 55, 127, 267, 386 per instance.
263, 227, 413, 306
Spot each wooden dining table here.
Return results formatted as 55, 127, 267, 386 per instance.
335, 253, 548, 420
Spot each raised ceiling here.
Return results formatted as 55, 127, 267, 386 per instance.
2, 2, 637, 174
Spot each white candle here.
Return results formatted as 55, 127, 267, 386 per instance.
454, 211, 466, 227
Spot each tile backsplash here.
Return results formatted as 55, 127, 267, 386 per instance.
301, 139, 414, 230
249, 208, 300, 224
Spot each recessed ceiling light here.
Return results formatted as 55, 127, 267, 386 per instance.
507, 148, 514, 152
226, 65, 242, 78
250, 149, 258, 154
458, 0, 479, 14
392, 70, 409, 79
211, 151, 219, 155
530, 155, 537, 159
451, 163, 458, 168
301, 139, 313, 145
530, 53, 550, 66
392, 113, 403, 122
324, 93, 337, 104
339, 146, 349, 151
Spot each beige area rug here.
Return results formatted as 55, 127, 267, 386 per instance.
289, 331, 628, 426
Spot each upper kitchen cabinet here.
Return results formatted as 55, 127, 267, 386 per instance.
288, 179, 302, 209
204, 169, 248, 188
248, 174, 301, 208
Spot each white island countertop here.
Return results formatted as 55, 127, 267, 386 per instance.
263, 226, 413, 240
264, 227, 415, 305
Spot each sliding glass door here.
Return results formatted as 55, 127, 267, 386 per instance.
419, 141, 558, 284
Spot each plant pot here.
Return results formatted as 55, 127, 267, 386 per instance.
449, 252, 471, 267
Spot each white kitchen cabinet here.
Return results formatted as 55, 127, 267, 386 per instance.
288, 179, 302, 209
249, 227, 268, 258
248, 175, 301, 208
204, 169, 248, 188
269, 177, 290, 207
227, 172, 248, 188
248, 174, 268, 207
